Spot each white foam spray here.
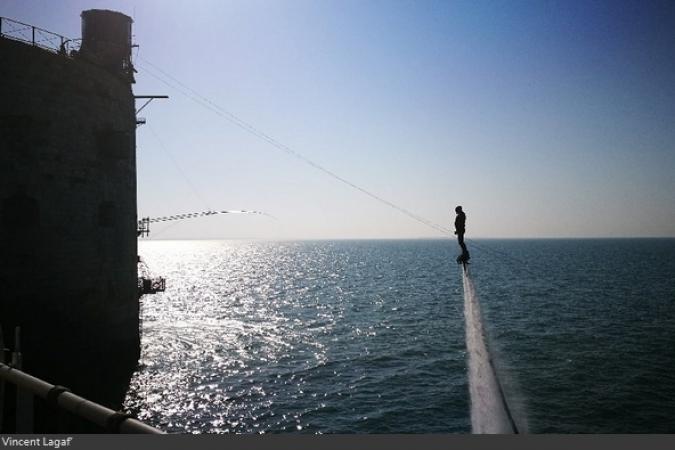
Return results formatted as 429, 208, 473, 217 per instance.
462, 267, 519, 434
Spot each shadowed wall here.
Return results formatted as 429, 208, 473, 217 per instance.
0, 21, 139, 425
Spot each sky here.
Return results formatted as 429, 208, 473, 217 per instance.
3, 0, 675, 239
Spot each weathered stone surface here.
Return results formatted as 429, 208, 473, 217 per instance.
0, 36, 139, 421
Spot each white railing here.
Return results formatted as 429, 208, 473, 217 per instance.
0, 326, 163, 434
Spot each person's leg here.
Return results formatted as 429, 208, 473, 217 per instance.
458, 233, 467, 253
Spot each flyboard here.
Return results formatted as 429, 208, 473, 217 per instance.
456, 252, 470, 271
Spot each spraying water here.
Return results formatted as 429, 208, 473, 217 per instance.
462, 267, 519, 434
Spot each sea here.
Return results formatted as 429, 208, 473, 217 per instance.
123, 238, 675, 433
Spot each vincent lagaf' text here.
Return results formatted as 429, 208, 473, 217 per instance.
1, 437, 73, 449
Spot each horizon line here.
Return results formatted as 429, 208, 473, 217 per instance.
140, 236, 675, 242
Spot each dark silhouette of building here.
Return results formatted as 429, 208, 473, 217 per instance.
1, 10, 140, 430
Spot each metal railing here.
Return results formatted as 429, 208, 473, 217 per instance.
0, 16, 81, 54
0, 326, 163, 434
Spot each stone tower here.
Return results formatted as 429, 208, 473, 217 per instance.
0, 9, 140, 426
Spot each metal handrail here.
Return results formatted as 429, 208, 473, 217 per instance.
0, 362, 164, 434
0, 16, 80, 54
0, 326, 162, 434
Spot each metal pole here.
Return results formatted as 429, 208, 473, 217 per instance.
12, 327, 21, 369
12, 327, 33, 433
0, 363, 163, 433
0, 324, 4, 431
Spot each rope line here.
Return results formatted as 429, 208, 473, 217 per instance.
137, 59, 452, 236
136, 59, 546, 432
146, 123, 213, 211
466, 238, 570, 291
138, 59, 566, 290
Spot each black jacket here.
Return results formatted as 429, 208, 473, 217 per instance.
455, 212, 466, 234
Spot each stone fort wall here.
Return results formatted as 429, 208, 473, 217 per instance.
0, 36, 139, 410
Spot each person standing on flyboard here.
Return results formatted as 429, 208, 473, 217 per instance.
454, 206, 470, 264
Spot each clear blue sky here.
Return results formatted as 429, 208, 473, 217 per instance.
4, 0, 675, 239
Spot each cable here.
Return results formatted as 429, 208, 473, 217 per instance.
136, 60, 555, 432
145, 123, 213, 211
136, 59, 452, 237
147, 220, 182, 239
465, 238, 569, 291
138, 59, 567, 293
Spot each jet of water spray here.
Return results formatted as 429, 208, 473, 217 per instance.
462, 268, 519, 434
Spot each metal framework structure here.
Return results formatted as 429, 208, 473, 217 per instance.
0, 16, 81, 54
137, 257, 166, 298
134, 95, 169, 127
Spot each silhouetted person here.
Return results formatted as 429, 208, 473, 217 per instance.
454, 206, 470, 262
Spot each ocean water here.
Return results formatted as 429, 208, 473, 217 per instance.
124, 238, 675, 433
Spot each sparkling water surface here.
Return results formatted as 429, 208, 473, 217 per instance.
124, 239, 675, 433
